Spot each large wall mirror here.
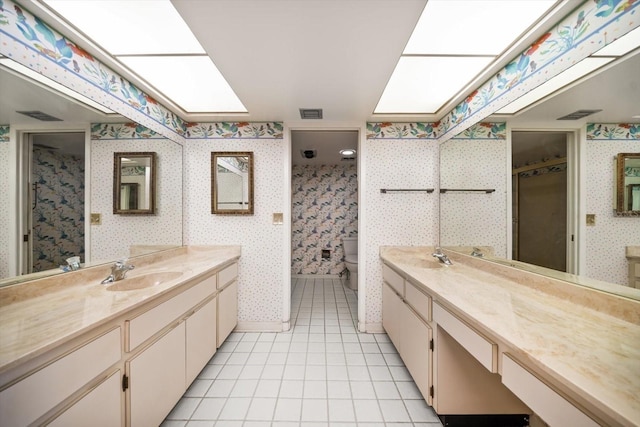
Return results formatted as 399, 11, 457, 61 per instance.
616, 153, 640, 214
113, 152, 157, 215
439, 48, 640, 300
211, 152, 254, 215
0, 57, 182, 286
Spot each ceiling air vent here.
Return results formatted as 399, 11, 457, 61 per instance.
557, 109, 602, 120
16, 110, 63, 121
299, 108, 323, 119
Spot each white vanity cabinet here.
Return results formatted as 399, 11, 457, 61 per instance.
382, 268, 433, 405
217, 262, 239, 347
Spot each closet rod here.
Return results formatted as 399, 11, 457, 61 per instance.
380, 189, 435, 194
440, 189, 495, 194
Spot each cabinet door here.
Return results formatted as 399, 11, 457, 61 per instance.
382, 282, 402, 352
217, 281, 238, 347
128, 324, 186, 427
400, 306, 432, 405
186, 297, 217, 384
48, 370, 122, 427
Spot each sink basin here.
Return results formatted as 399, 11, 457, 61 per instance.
105, 271, 182, 291
403, 258, 442, 269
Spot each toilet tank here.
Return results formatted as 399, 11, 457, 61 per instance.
342, 236, 358, 256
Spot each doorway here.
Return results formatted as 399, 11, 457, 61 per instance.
289, 129, 359, 328
21, 132, 86, 274
512, 131, 568, 272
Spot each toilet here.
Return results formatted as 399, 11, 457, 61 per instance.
342, 236, 358, 291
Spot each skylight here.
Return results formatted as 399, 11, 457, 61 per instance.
375, 0, 557, 114
43, 0, 247, 114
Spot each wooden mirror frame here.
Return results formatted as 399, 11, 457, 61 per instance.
113, 152, 157, 215
615, 152, 640, 215
211, 152, 254, 215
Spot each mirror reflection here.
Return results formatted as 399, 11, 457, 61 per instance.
616, 153, 640, 214
114, 152, 156, 215
211, 152, 254, 215
439, 50, 640, 299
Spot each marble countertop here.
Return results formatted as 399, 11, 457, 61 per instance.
380, 246, 640, 427
0, 246, 240, 376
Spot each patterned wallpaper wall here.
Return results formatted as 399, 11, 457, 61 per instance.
439, 136, 509, 258
0, 136, 9, 279
584, 136, 640, 286
363, 137, 439, 327
291, 165, 358, 275
183, 137, 286, 325
31, 147, 85, 272
90, 131, 183, 262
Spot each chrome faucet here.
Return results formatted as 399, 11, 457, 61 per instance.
432, 247, 453, 265
101, 259, 135, 284
471, 247, 484, 257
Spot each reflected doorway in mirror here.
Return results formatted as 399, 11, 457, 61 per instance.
211, 152, 254, 215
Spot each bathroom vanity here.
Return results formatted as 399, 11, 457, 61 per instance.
380, 246, 640, 427
0, 245, 240, 427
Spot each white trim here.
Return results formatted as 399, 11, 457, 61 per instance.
365, 322, 384, 333
357, 126, 367, 332
282, 128, 292, 332
235, 321, 285, 333
576, 126, 588, 276
505, 124, 513, 259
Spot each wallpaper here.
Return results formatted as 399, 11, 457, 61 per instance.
31, 147, 85, 272
0, 125, 9, 142
439, 1, 640, 141
439, 138, 509, 258
0, 138, 9, 279
363, 137, 439, 326
586, 123, 640, 140
90, 137, 183, 262
291, 165, 358, 275
183, 138, 286, 324
585, 139, 640, 286
366, 121, 506, 140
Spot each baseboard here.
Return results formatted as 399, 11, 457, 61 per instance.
291, 274, 342, 279
365, 322, 384, 333
235, 321, 285, 332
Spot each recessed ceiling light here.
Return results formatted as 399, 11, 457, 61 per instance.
340, 149, 356, 156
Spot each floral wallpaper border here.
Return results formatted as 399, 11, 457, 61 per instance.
366, 122, 505, 140
91, 122, 284, 140
439, 1, 640, 142
0, 125, 8, 142
0, 0, 186, 142
586, 123, 640, 140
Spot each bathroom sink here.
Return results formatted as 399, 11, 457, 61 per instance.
403, 258, 442, 269
105, 271, 182, 291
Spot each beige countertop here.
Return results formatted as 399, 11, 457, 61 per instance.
0, 245, 240, 376
380, 246, 640, 427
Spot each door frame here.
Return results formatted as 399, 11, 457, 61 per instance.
9, 123, 92, 277
283, 121, 367, 332
507, 127, 581, 275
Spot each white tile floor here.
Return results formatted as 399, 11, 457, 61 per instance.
162, 277, 443, 427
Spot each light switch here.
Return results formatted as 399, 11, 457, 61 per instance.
273, 213, 283, 224
90, 213, 101, 225
586, 214, 595, 226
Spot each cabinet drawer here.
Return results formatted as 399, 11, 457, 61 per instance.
382, 264, 404, 296
501, 354, 599, 427
433, 303, 497, 372
0, 327, 121, 427
127, 276, 216, 351
218, 263, 238, 289
405, 281, 431, 322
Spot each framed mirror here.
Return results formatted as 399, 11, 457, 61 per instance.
114, 152, 157, 215
616, 153, 640, 215
211, 152, 254, 215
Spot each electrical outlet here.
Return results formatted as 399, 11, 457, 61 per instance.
586, 214, 596, 226
90, 213, 101, 225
